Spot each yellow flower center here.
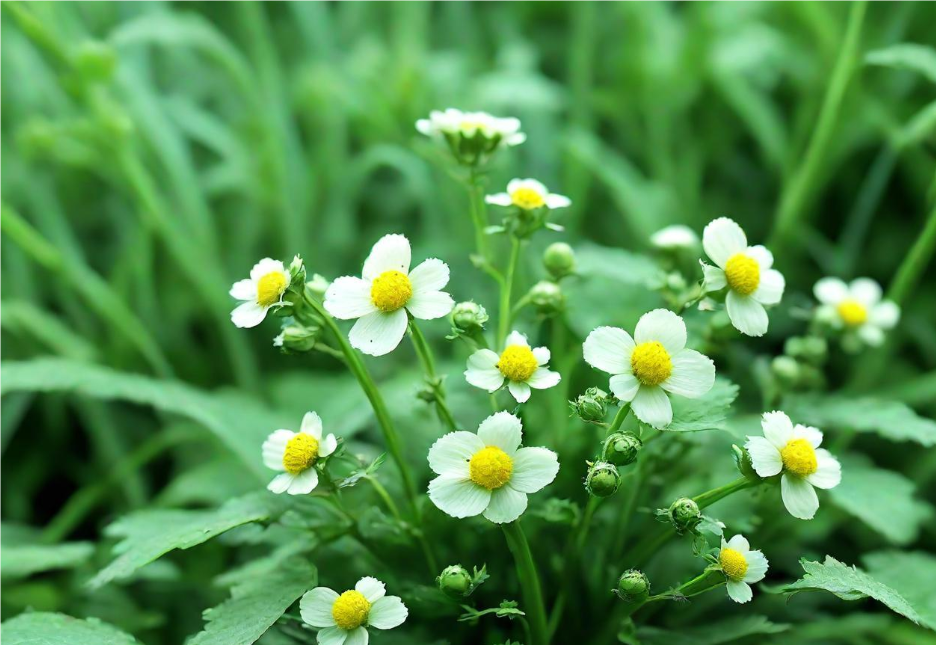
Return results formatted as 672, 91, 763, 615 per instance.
257, 272, 288, 307
496, 345, 539, 382
724, 253, 760, 296
780, 438, 818, 477
331, 590, 370, 630
720, 548, 748, 581
282, 434, 319, 475
510, 187, 546, 210
837, 299, 868, 327
469, 446, 513, 490
370, 270, 413, 312
630, 341, 672, 386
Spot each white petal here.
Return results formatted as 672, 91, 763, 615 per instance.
726, 580, 753, 604
507, 381, 531, 403
870, 301, 900, 329
814, 277, 849, 305
634, 309, 687, 353
408, 258, 450, 293
661, 350, 715, 398
609, 374, 640, 401
467, 348, 500, 370
849, 278, 882, 306
792, 424, 822, 448
745, 436, 782, 477
301, 412, 323, 440
262, 430, 294, 470
250, 258, 286, 281
465, 366, 505, 392
532, 347, 550, 365
726, 534, 750, 552
316, 627, 348, 645
229, 278, 255, 300
267, 473, 294, 494
753, 269, 785, 306
703, 217, 748, 267
368, 596, 408, 630
761, 411, 794, 449
485, 193, 513, 206
726, 291, 768, 337
363, 234, 411, 280
287, 468, 319, 495
504, 330, 530, 348
807, 450, 841, 489
509, 447, 559, 493
478, 412, 522, 453
407, 290, 454, 319
416, 119, 432, 135
630, 385, 673, 429
583, 327, 635, 374
702, 263, 727, 292
324, 277, 377, 320
319, 434, 338, 458
428, 431, 484, 476
231, 301, 268, 328
746, 245, 774, 270
744, 550, 769, 583
355, 577, 386, 603
858, 324, 885, 346
545, 193, 571, 209
300, 587, 339, 627
781, 474, 819, 520
343, 627, 368, 645
428, 474, 490, 518
527, 367, 560, 390
349, 310, 408, 356
482, 486, 528, 524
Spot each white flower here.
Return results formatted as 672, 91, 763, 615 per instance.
427, 411, 559, 524
262, 412, 338, 495
324, 234, 455, 356
701, 217, 785, 337
813, 277, 899, 347
718, 534, 768, 604
485, 179, 571, 211
229, 258, 291, 328
583, 309, 715, 429
464, 330, 560, 403
650, 224, 699, 250
745, 411, 841, 520
300, 576, 407, 645
416, 108, 526, 146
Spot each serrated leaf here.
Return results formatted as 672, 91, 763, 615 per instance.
784, 555, 925, 627
863, 551, 936, 630
1, 612, 142, 645
828, 456, 932, 545
1, 541, 94, 581
783, 394, 936, 447
637, 615, 789, 645
866, 43, 936, 84
668, 377, 738, 432
189, 556, 316, 645
90, 492, 289, 589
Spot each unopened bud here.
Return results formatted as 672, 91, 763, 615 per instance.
306, 273, 330, 296
771, 356, 800, 386
452, 301, 489, 331
668, 497, 702, 535
543, 242, 575, 279
529, 281, 564, 315
437, 564, 473, 598
585, 461, 621, 498
650, 225, 699, 251
274, 322, 320, 354
615, 569, 650, 602
603, 432, 642, 467
570, 387, 608, 422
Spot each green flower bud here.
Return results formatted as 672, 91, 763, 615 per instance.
437, 564, 473, 598
274, 322, 320, 354
668, 497, 702, 535
75, 41, 117, 82
786, 335, 827, 366
615, 569, 650, 602
570, 387, 608, 422
585, 461, 621, 498
543, 242, 575, 279
665, 272, 687, 291
603, 432, 642, 466
288, 255, 307, 286
771, 355, 800, 386
528, 280, 565, 315
451, 301, 489, 330
306, 273, 330, 296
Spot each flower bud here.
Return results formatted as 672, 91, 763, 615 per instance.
274, 322, 320, 354
451, 301, 489, 331
668, 497, 702, 535
528, 281, 565, 315
543, 242, 575, 279
288, 255, 307, 285
615, 569, 650, 602
650, 225, 699, 252
570, 387, 608, 423
785, 335, 827, 366
771, 355, 800, 386
585, 461, 621, 498
437, 564, 473, 598
306, 273, 330, 296
603, 432, 642, 467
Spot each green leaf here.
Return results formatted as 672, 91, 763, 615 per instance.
828, 456, 933, 545
784, 555, 925, 627
863, 551, 936, 630
0, 541, 94, 581
188, 557, 316, 645
783, 394, 936, 447
90, 492, 288, 589
1, 612, 142, 645
866, 43, 936, 85
574, 242, 663, 285
637, 615, 789, 645
668, 377, 739, 432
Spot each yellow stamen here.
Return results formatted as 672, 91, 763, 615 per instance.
837, 299, 868, 326
497, 345, 538, 382
282, 434, 319, 475
630, 341, 672, 386
370, 270, 412, 312
720, 547, 748, 581
510, 187, 546, 210
469, 446, 513, 490
780, 438, 818, 477
331, 590, 370, 630
724, 253, 760, 296
257, 272, 288, 307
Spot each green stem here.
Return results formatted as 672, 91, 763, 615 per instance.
887, 201, 936, 305
468, 170, 490, 260
502, 522, 550, 645
498, 236, 523, 348
692, 476, 756, 508
547, 495, 601, 637
608, 402, 630, 434
408, 319, 458, 430
368, 477, 403, 523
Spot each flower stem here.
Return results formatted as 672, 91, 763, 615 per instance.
887, 200, 936, 306
468, 170, 490, 260
498, 236, 523, 348
408, 318, 458, 430
502, 521, 550, 645
608, 402, 630, 434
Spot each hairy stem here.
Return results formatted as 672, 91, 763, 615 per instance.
503, 521, 550, 645
498, 236, 523, 348
408, 318, 458, 430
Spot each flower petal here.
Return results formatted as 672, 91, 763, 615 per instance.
725, 291, 768, 337
744, 550, 769, 583
527, 367, 560, 390
363, 234, 411, 280
343, 627, 368, 645
781, 474, 819, 520
792, 424, 822, 448
287, 468, 319, 495
725, 534, 750, 553
661, 350, 715, 398
229, 278, 255, 300
319, 433, 338, 458
428, 431, 484, 476
349, 309, 408, 356
545, 193, 572, 209
482, 486, 528, 524
753, 269, 785, 306
301, 412, 323, 440
858, 324, 885, 346
407, 290, 454, 319
630, 385, 673, 429
428, 474, 490, 518
849, 278, 882, 306
609, 374, 640, 402
478, 412, 523, 453
465, 363, 505, 392
703, 217, 748, 267
726, 580, 753, 604
504, 330, 530, 348
262, 429, 294, 470
355, 577, 386, 603
509, 447, 559, 493
324, 277, 377, 320
300, 587, 339, 627
745, 436, 782, 477
761, 411, 794, 449
532, 347, 550, 365
231, 301, 268, 328
702, 263, 727, 292
267, 473, 294, 494
807, 449, 841, 489
747, 245, 774, 270
583, 327, 635, 374
250, 258, 286, 281
634, 309, 687, 353
368, 596, 408, 630
316, 627, 349, 645
408, 258, 450, 293
870, 301, 900, 329
485, 193, 513, 206
507, 381, 531, 403
813, 277, 848, 305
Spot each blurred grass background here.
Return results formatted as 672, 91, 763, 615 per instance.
2, 2, 936, 643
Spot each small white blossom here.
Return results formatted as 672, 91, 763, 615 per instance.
229, 258, 291, 328
651, 224, 699, 250
465, 330, 560, 403
262, 412, 338, 495
485, 179, 571, 212
813, 277, 899, 347
300, 576, 407, 645
718, 534, 768, 604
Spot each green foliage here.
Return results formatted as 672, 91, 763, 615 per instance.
668, 378, 739, 432
637, 615, 789, 645
1, 612, 142, 645
784, 394, 936, 447
0, 541, 94, 581
863, 551, 936, 630
865, 44, 936, 84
